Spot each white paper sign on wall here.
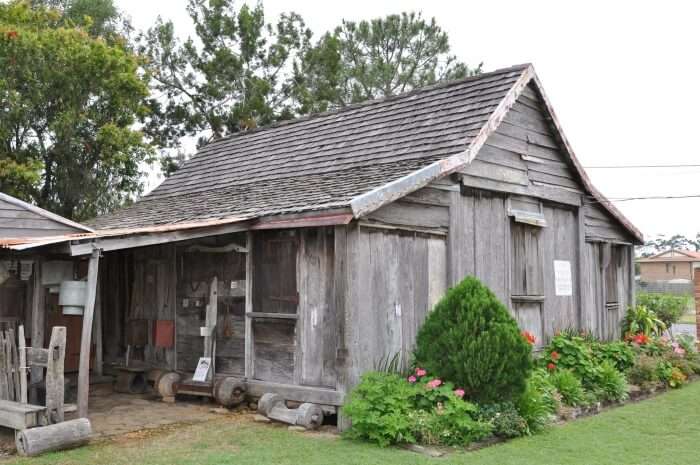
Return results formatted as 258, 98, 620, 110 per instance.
554, 260, 573, 296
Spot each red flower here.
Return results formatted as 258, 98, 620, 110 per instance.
547, 362, 556, 371
633, 333, 649, 345
522, 331, 536, 345
550, 351, 560, 361
6, 30, 18, 39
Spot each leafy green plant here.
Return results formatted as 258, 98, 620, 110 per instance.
675, 335, 697, 355
592, 341, 636, 373
516, 370, 557, 433
637, 293, 691, 328
414, 277, 532, 404
342, 372, 418, 446
594, 361, 629, 402
623, 305, 666, 336
342, 370, 492, 447
549, 369, 586, 407
477, 403, 529, 438
655, 360, 675, 386
411, 396, 491, 446
543, 334, 600, 388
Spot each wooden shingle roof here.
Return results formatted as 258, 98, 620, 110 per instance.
90, 65, 527, 229
89, 63, 642, 243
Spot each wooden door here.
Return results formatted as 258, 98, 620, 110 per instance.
46, 291, 92, 372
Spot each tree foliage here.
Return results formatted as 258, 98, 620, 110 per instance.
414, 276, 533, 404
0, 0, 153, 220
639, 234, 700, 257
31, 0, 128, 39
292, 12, 480, 114
139, 0, 311, 149
140, 4, 479, 157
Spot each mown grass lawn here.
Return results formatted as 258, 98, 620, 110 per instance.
6, 381, 700, 465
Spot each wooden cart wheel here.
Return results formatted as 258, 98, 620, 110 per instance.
296, 403, 324, 430
156, 371, 181, 398
257, 393, 284, 416
214, 377, 247, 408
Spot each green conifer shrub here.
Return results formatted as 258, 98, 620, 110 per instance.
413, 276, 533, 404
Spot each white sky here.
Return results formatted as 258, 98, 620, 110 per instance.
117, 0, 700, 240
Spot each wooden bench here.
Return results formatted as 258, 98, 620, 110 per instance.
0, 399, 48, 430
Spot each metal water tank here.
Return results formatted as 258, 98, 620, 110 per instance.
58, 281, 87, 315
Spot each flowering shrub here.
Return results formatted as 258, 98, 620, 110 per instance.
414, 277, 532, 404
628, 354, 660, 390
542, 334, 600, 388
342, 370, 491, 447
477, 403, 529, 438
342, 372, 419, 446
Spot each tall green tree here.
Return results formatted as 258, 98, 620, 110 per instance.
31, 0, 128, 39
292, 12, 481, 114
140, 0, 311, 150
0, 1, 153, 220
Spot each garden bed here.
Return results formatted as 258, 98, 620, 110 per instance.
340, 278, 700, 453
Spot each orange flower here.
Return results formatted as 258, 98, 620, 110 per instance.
522, 331, 536, 345
550, 351, 560, 361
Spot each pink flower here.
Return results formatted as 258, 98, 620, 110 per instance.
674, 347, 686, 356
426, 378, 442, 389
454, 388, 465, 398
407, 375, 417, 383
415, 368, 427, 377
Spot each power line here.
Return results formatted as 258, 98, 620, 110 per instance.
586, 194, 700, 204
584, 164, 700, 169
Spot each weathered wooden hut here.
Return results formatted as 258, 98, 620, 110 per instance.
0, 192, 93, 349
3, 64, 642, 420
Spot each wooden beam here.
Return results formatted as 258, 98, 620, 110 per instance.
77, 250, 100, 418
30, 260, 44, 390
204, 277, 218, 382
93, 279, 103, 377
246, 312, 298, 320
245, 379, 344, 406
18, 325, 27, 404
68, 221, 252, 256
244, 232, 253, 379
577, 207, 586, 330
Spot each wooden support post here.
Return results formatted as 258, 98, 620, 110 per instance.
576, 208, 586, 331
77, 250, 100, 418
18, 325, 27, 404
45, 327, 66, 423
30, 260, 44, 389
93, 279, 103, 377
244, 231, 253, 379
204, 276, 217, 382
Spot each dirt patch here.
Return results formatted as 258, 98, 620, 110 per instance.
0, 383, 253, 456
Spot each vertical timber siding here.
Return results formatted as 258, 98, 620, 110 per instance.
343, 223, 447, 387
